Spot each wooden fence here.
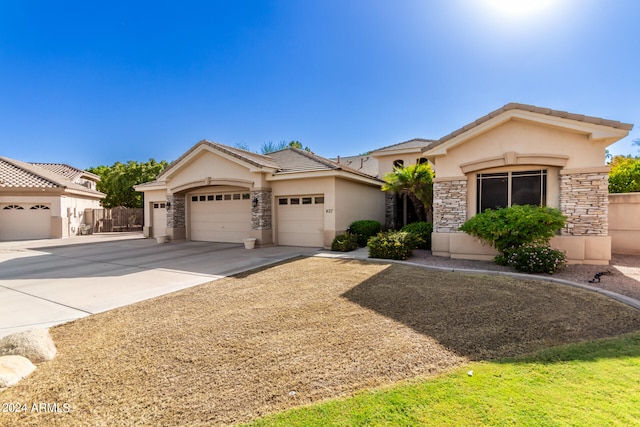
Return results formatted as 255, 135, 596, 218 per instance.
91, 208, 144, 233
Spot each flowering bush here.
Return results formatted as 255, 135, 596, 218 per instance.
504, 244, 566, 274
367, 231, 418, 260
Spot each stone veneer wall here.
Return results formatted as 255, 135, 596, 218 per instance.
433, 179, 467, 233
560, 171, 608, 236
166, 194, 185, 228
384, 193, 398, 230
251, 189, 272, 230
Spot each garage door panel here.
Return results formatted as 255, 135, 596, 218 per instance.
151, 202, 167, 238
277, 196, 324, 247
0, 204, 51, 240
189, 192, 251, 243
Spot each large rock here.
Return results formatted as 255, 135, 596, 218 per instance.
0, 355, 36, 388
0, 329, 57, 363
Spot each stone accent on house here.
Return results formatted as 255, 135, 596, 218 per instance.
166, 194, 185, 229
384, 192, 398, 230
251, 189, 272, 230
560, 171, 609, 236
433, 178, 467, 233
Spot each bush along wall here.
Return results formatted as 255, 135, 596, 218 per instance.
400, 221, 433, 250
459, 205, 567, 274
348, 220, 381, 247
330, 233, 359, 252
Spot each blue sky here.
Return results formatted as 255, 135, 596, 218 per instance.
1, 0, 638, 168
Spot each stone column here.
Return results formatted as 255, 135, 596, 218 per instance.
166, 194, 186, 240
560, 171, 608, 236
384, 192, 398, 230
251, 189, 272, 230
432, 178, 467, 232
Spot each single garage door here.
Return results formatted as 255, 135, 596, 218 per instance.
189, 191, 251, 243
277, 195, 324, 247
0, 204, 51, 240
151, 201, 167, 237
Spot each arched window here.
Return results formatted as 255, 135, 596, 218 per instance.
3, 205, 24, 210
417, 157, 428, 164
393, 159, 404, 168
30, 205, 50, 210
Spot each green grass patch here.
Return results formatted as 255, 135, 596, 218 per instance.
247, 331, 640, 426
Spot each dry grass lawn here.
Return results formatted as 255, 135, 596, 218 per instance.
2, 257, 640, 426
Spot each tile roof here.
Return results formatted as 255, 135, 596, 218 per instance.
0, 156, 104, 196
269, 148, 380, 180
331, 155, 379, 177
431, 102, 634, 149
370, 138, 435, 153
32, 163, 100, 181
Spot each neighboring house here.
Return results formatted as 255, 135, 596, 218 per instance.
423, 103, 632, 265
0, 157, 105, 240
134, 141, 385, 247
134, 102, 633, 264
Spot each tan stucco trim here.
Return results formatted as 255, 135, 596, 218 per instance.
433, 176, 467, 182
168, 177, 254, 194
424, 110, 631, 157
162, 144, 277, 181
267, 170, 382, 187
459, 152, 569, 174
559, 166, 610, 175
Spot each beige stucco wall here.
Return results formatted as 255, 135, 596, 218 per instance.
59, 195, 103, 238
609, 193, 640, 254
375, 152, 428, 177
434, 120, 608, 178
334, 178, 386, 234
432, 232, 611, 265
165, 150, 260, 193
429, 118, 619, 265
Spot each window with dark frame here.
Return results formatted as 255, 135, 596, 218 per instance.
476, 170, 547, 213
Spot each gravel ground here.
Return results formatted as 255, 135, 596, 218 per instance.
3, 257, 640, 426
408, 251, 640, 301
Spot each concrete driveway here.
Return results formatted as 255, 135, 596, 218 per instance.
0, 233, 320, 338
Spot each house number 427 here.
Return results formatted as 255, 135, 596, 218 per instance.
325, 209, 333, 213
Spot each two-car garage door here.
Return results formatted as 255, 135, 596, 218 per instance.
0, 204, 51, 240
189, 191, 251, 243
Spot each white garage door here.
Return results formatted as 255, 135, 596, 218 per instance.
151, 201, 167, 237
189, 191, 251, 243
277, 195, 324, 247
0, 204, 51, 240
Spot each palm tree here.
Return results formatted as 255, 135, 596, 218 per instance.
381, 163, 434, 223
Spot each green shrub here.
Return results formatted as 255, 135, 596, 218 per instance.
459, 205, 566, 253
367, 231, 418, 260
349, 220, 382, 247
504, 244, 566, 274
330, 233, 359, 252
401, 222, 433, 250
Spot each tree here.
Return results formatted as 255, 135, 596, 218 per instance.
381, 163, 434, 222
87, 159, 169, 208
261, 140, 311, 154
609, 155, 640, 193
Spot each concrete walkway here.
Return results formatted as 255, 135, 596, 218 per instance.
0, 233, 320, 338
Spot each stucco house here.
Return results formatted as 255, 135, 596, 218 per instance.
135, 102, 632, 264
0, 157, 105, 240
423, 103, 633, 265
134, 141, 385, 247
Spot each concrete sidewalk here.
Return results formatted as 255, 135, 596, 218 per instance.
0, 234, 320, 338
